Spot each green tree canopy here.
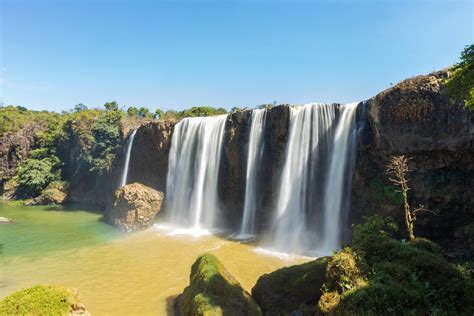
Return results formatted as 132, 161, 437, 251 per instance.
446, 44, 474, 110
104, 101, 119, 111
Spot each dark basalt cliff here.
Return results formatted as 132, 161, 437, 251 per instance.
121, 71, 473, 250
126, 120, 174, 193
218, 106, 290, 230
352, 70, 474, 252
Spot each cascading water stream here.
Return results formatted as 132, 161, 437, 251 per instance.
238, 109, 266, 238
165, 115, 227, 232
321, 102, 358, 253
120, 129, 137, 187
268, 103, 358, 255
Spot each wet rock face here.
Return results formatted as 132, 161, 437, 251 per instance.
353, 70, 474, 246
0, 124, 41, 181
219, 111, 251, 229
108, 182, 164, 232
218, 106, 290, 232
368, 70, 474, 153
126, 121, 174, 193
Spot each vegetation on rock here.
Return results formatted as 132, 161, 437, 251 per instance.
322, 216, 474, 315
177, 253, 261, 316
445, 44, 474, 110
0, 103, 227, 202
0, 285, 88, 316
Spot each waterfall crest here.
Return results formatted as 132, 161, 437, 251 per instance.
165, 115, 227, 230
269, 103, 358, 255
120, 129, 137, 187
238, 109, 267, 238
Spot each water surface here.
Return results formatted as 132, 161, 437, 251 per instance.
0, 203, 310, 315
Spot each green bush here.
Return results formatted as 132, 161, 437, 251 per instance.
369, 177, 403, 206
445, 44, 474, 110
15, 158, 60, 196
0, 285, 78, 315
331, 217, 474, 315
87, 109, 123, 175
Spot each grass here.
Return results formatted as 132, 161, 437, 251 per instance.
0, 285, 79, 316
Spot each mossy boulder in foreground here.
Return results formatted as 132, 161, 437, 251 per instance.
251, 256, 330, 315
0, 285, 89, 315
176, 253, 262, 316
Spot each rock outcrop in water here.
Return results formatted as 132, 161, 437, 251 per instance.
176, 253, 262, 316
107, 182, 164, 232
25, 188, 67, 206
252, 257, 329, 315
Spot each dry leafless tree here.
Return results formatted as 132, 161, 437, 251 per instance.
385, 155, 436, 241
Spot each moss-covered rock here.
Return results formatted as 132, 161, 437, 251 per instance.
25, 188, 67, 206
177, 253, 261, 316
0, 285, 89, 315
251, 256, 329, 316
326, 218, 474, 315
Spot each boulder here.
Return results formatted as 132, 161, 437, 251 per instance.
176, 253, 262, 316
0, 216, 13, 224
251, 256, 330, 315
108, 182, 163, 232
25, 188, 66, 206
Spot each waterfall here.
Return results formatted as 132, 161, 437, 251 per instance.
269, 103, 358, 255
120, 129, 137, 187
165, 115, 227, 231
238, 109, 267, 238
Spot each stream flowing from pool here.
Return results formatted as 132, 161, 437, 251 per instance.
0, 203, 310, 315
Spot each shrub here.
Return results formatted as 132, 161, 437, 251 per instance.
445, 44, 474, 110
326, 247, 365, 293
318, 291, 340, 314
15, 158, 60, 196
0, 285, 79, 315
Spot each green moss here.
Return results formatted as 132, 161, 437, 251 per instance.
179, 254, 261, 316
331, 218, 474, 315
409, 237, 442, 255
0, 285, 78, 316
369, 177, 403, 206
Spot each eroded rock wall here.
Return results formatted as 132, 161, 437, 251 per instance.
352, 70, 474, 249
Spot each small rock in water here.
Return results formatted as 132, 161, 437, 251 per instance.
0, 216, 13, 224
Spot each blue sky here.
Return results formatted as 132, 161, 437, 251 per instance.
1, 0, 472, 112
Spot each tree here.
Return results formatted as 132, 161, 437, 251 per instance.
74, 103, 87, 112
87, 110, 123, 175
15, 158, 60, 196
385, 155, 435, 240
445, 44, 474, 110
138, 107, 151, 118
104, 101, 119, 111
127, 106, 138, 117
154, 108, 164, 119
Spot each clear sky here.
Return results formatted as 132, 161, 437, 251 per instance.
0, 0, 472, 112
